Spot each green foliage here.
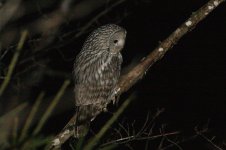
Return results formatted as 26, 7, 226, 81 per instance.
0, 103, 27, 148
20, 135, 52, 150
0, 80, 70, 150
19, 92, 45, 142
0, 31, 28, 96
32, 80, 70, 136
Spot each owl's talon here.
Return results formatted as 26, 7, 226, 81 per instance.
114, 87, 120, 95
103, 107, 108, 112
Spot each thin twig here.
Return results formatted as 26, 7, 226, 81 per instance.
73, 0, 126, 38
164, 132, 183, 150
83, 94, 134, 150
101, 131, 180, 147
196, 131, 223, 150
161, 127, 209, 150
12, 0, 127, 72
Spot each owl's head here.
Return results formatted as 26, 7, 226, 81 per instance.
83, 24, 127, 54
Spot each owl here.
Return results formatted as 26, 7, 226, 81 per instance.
73, 24, 127, 137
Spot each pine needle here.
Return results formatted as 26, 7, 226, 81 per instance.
19, 92, 45, 141
0, 30, 28, 97
32, 80, 70, 135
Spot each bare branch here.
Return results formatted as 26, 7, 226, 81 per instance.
49, 0, 225, 148
101, 131, 180, 147
196, 129, 224, 150
115, 0, 225, 95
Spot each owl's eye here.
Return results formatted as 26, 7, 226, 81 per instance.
113, 40, 118, 44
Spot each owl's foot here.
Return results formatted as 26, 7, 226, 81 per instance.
111, 87, 120, 105
114, 87, 120, 95
103, 107, 108, 112
74, 126, 79, 138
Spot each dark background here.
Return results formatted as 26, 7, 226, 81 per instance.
0, 0, 226, 149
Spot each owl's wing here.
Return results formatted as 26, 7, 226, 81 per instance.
74, 53, 122, 105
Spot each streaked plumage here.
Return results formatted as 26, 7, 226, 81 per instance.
73, 24, 127, 137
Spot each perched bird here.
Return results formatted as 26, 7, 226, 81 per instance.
73, 24, 127, 137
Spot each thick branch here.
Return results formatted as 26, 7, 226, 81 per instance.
116, 0, 225, 95
49, 0, 225, 149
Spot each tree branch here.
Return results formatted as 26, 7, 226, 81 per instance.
116, 0, 225, 95
48, 0, 225, 149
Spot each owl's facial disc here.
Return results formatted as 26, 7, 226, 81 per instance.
109, 30, 126, 54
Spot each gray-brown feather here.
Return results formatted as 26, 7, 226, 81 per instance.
73, 24, 126, 137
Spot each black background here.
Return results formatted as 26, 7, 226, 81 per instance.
1, 0, 226, 149
44, 0, 226, 149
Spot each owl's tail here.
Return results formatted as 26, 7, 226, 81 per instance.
49, 105, 102, 149
75, 104, 102, 138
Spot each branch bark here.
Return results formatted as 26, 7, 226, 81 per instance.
48, 0, 225, 149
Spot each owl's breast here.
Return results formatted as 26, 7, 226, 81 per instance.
74, 53, 122, 106
95, 54, 122, 86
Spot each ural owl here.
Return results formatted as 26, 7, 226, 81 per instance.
73, 24, 127, 137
